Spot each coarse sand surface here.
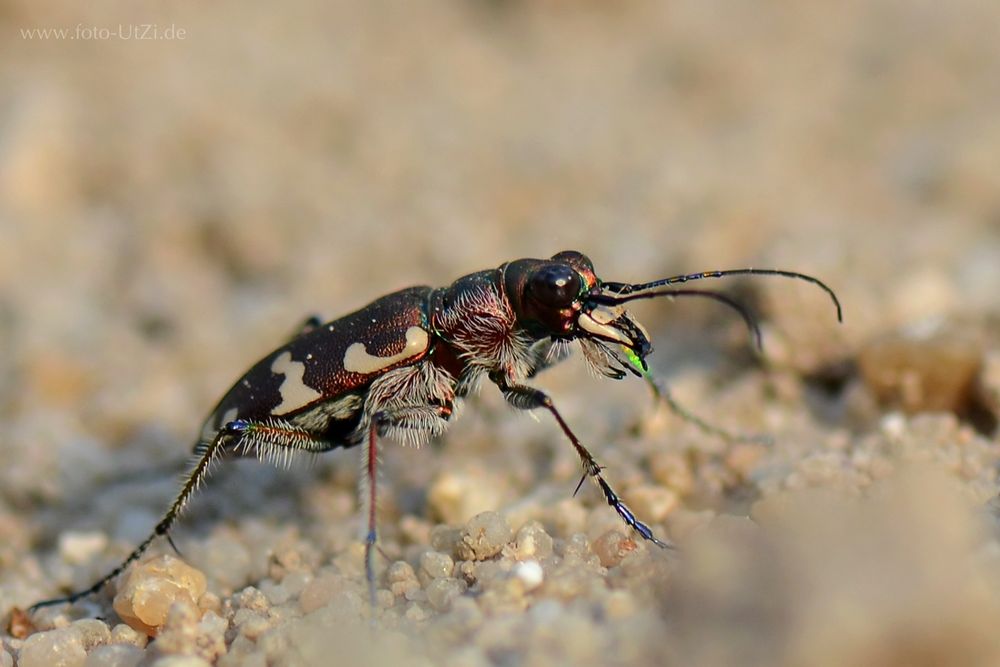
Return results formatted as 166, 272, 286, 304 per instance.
3, 2, 1000, 666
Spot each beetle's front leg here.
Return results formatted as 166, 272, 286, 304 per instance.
488, 371, 671, 549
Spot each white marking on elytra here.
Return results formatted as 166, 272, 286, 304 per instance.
343, 326, 429, 375
222, 407, 239, 425
270, 351, 322, 414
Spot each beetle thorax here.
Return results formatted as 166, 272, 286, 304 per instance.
433, 279, 536, 380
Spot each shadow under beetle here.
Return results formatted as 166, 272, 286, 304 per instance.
31, 250, 842, 612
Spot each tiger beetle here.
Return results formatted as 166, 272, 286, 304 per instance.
31, 250, 842, 614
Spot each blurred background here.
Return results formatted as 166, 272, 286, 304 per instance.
2, 1, 1000, 665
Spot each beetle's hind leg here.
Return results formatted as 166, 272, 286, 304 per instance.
30, 419, 337, 611
489, 372, 672, 549
645, 374, 773, 446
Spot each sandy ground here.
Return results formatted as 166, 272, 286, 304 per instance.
2, 1, 1000, 665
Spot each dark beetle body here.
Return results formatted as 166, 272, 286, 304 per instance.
31, 250, 841, 612
200, 286, 435, 447
199, 251, 630, 457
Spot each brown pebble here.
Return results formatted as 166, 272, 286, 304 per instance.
112, 554, 207, 637
7, 606, 35, 639
592, 529, 638, 568
858, 328, 982, 415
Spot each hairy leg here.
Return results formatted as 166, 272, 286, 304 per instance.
31, 419, 337, 610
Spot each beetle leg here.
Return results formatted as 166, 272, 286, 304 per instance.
31, 419, 336, 611
363, 414, 382, 614
644, 375, 773, 445
360, 404, 452, 616
230, 417, 342, 467
488, 372, 672, 549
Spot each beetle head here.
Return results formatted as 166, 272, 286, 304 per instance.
505, 249, 842, 380
504, 251, 653, 378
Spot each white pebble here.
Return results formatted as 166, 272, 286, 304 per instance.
17, 628, 86, 667
58, 532, 108, 565
83, 645, 143, 667
148, 656, 212, 667
880, 412, 907, 440
513, 560, 544, 591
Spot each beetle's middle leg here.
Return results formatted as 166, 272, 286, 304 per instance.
489, 372, 671, 549
361, 405, 452, 613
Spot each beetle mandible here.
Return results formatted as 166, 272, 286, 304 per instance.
31, 250, 842, 612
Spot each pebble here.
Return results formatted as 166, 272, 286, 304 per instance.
189, 534, 252, 593
427, 469, 503, 525
17, 628, 86, 667
419, 551, 455, 582
110, 623, 148, 649
147, 656, 212, 667
57, 531, 108, 565
457, 512, 513, 561
602, 589, 637, 619
858, 326, 982, 414
405, 602, 431, 622
514, 521, 554, 561
83, 645, 143, 667
977, 350, 1000, 415
513, 560, 544, 591
624, 485, 679, 524
259, 580, 292, 606
648, 451, 695, 496
298, 572, 345, 613
591, 530, 638, 568
154, 598, 226, 660
386, 560, 420, 598
426, 577, 467, 611
430, 525, 463, 557
71, 619, 110, 650
112, 554, 207, 636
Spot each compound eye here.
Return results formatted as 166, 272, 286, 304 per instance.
528, 265, 582, 308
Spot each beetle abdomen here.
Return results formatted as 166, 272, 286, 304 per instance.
197, 287, 435, 446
